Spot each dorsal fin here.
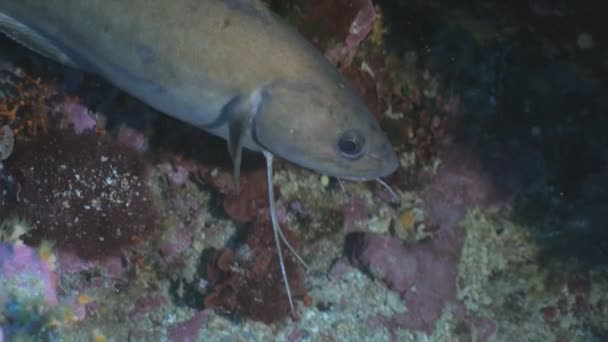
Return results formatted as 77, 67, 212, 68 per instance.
0, 12, 80, 68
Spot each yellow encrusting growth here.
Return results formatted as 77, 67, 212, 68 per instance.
38, 240, 56, 264
91, 329, 107, 342
78, 293, 90, 305
369, 5, 387, 47
394, 210, 416, 239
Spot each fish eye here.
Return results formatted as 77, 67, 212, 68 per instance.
337, 129, 366, 160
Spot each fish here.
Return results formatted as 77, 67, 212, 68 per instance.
0, 0, 399, 317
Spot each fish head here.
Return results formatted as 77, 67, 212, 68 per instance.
253, 79, 398, 180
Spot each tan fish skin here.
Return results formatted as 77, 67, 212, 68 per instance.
0, 0, 398, 181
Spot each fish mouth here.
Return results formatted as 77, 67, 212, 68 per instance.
346, 146, 399, 181
327, 149, 400, 182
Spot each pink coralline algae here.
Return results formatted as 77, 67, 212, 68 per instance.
131, 293, 169, 318
158, 162, 191, 187
56, 250, 126, 278
421, 142, 504, 226
348, 231, 461, 331
343, 195, 370, 233
326, 0, 377, 69
0, 242, 59, 338
117, 125, 149, 153
158, 223, 195, 262
169, 310, 209, 342
348, 141, 502, 334
0, 242, 58, 308
0, 243, 97, 338
540, 272, 597, 331
55, 100, 96, 134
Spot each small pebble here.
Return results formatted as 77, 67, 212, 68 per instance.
386, 291, 407, 314
320, 174, 329, 187
0, 125, 14, 161
288, 328, 310, 342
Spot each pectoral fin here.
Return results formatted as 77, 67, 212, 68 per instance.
228, 116, 250, 193
220, 89, 264, 194
0, 12, 81, 68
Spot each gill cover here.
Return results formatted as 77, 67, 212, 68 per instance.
253, 80, 398, 180
253, 81, 339, 173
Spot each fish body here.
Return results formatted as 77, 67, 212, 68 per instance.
0, 0, 400, 319
0, 0, 397, 181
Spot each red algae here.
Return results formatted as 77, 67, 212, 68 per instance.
204, 218, 307, 323
221, 168, 271, 224
4, 129, 158, 259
